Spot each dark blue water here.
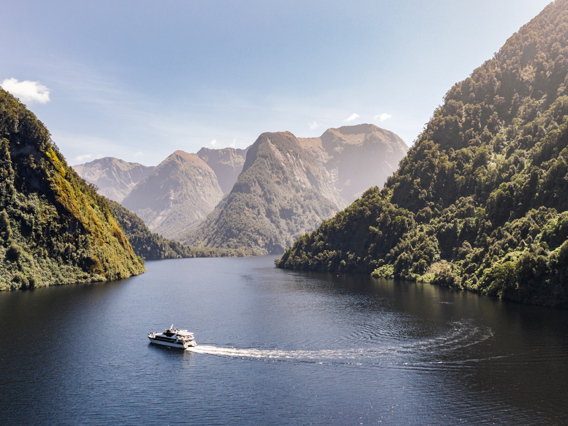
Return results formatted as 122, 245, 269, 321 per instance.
1, 256, 568, 424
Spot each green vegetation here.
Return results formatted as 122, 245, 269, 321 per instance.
277, 0, 568, 308
110, 200, 258, 259
0, 88, 145, 291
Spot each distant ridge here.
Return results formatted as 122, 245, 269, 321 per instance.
301, 123, 408, 202
73, 157, 154, 202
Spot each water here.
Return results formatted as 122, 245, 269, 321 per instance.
1, 256, 568, 424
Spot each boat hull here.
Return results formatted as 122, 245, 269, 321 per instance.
148, 337, 196, 349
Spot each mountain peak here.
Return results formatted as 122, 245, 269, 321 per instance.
197, 146, 248, 194
122, 149, 223, 239
170, 150, 209, 168
73, 157, 155, 203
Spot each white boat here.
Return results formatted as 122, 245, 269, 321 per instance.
148, 325, 196, 349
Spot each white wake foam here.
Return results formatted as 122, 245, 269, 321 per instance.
187, 321, 493, 364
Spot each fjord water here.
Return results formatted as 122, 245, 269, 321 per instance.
1, 257, 567, 424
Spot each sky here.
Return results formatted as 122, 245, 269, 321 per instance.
1, 0, 553, 166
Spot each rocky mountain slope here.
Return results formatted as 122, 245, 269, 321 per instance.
121, 150, 224, 239
277, 0, 568, 308
299, 123, 408, 203
0, 88, 145, 291
73, 157, 154, 203
197, 147, 248, 193
185, 126, 407, 254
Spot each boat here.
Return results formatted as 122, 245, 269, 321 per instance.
148, 325, 196, 349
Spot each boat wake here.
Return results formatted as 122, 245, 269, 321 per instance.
187, 320, 494, 366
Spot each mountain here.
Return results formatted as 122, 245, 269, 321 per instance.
185, 126, 407, 254
108, 200, 256, 259
299, 123, 408, 203
0, 88, 145, 291
122, 150, 224, 239
73, 157, 154, 203
277, 1, 568, 308
197, 147, 248, 193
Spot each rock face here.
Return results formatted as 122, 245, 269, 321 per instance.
300, 123, 408, 203
185, 126, 407, 254
197, 147, 248, 193
73, 158, 154, 203
121, 151, 224, 239
0, 88, 145, 291
277, 0, 568, 308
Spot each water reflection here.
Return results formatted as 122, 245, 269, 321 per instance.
0, 256, 567, 424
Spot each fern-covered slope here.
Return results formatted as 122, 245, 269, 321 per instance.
277, 1, 568, 308
0, 89, 145, 290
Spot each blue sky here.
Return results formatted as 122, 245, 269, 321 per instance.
1, 0, 552, 165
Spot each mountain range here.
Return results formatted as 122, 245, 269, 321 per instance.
75, 124, 408, 254
121, 151, 225, 240
185, 125, 407, 253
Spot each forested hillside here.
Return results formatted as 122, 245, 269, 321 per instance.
0, 89, 145, 291
277, 0, 568, 308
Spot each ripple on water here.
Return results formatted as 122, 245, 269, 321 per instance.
187, 320, 495, 369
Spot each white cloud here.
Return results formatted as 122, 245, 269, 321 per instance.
344, 113, 359, 122
230, 139, 236, 148
134, 151, 144, 157
210, 139, 217, 147
375, 113, 393, 122
308, 121, 320, 130
1, 78, 51, 104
